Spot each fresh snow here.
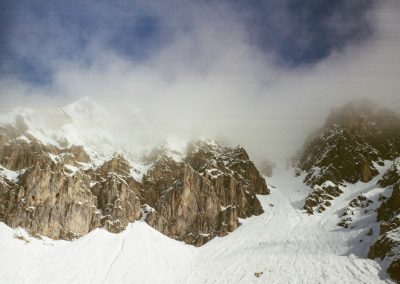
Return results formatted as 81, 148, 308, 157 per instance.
0, 165, 395, 283
0, 165, 21, 183
129, 162, 153, 182
321, 180, 336, 187
0, 98, 143, 163
0, 222, 194, 284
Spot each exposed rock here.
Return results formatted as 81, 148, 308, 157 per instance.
142, 140, 269, 246
89, 156, 141, 233
378, 159, 400, 188
0, 159, 102, 239
296, 100, 400, 213
298, 125, 380, 187
0, 119, 268, 246
297, 100, 400, 187
369, 182, 400, 282
186, 140, 269, 197
338, 194, 373, 228
0, 121, 142, 239
146, 163, 236, 246
303, 181, 342, 214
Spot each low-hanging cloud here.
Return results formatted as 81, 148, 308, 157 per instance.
0, 0, 399, 163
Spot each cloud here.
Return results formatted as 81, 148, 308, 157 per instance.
0, 0, 399, 163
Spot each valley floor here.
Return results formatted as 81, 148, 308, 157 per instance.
0, 168, 394, 284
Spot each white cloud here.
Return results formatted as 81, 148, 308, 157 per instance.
0, 0, 399, 163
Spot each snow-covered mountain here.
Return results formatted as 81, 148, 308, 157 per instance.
0, 98, 399, 283
0, 97, 154, 163
294, 100, 400, 282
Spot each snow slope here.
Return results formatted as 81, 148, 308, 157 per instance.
0, 221, 194, 284
184, 168, 393, 283
0, 166, 394, 284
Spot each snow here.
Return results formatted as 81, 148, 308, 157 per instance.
48, 153, 61, 163
64, 164, 79, 176
0, 98, 149, 163
183, 167, 393, 284
0, 222, 194, 284
130, 162, 153, 182
16, 135, 30, 143
0, 165, 21, 182
0, 165, 395, 283
322, 180, 336, 187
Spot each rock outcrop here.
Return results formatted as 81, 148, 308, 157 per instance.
303, 181, 342, 214
369, 180, 400, 282
0, 119, 268, 246
143, 140, 269, 246
296, 100, 400, 213
0, 120, 143, 239
337, 194, 374, 228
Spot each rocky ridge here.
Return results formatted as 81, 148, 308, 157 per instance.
0, 118, 268, 246
368, 161, 400, 282
296, 100, 400, 214
294, 100, 400, 282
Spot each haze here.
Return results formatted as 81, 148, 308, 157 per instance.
0, 0, 399, 162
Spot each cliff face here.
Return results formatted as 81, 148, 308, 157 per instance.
0, 129, 142, 239
144, 140, 268, 246
369, 162, 400, 282
0, 120, 268, 246
296, 100, 400, 213
294, 100, 400, 282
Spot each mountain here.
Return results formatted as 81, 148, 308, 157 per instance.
0, 107, 268, 246
369, 160, 400, 281
1, 98, 400, 283
296, 100, 400, 214
295, 100, 400, 282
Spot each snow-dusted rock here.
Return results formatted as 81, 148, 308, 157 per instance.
296, 100, 400, 214
303, 181, 342, 214
369, 181, 400, 282
0, 119, 268, 246
143, 139, 268, 246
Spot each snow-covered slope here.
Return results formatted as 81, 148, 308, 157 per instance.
0, 221, 194, 284
0, 166, 394, 284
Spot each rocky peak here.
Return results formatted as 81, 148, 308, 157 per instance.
378, 159, 400, 188
295, 101, 400, 213
369, 181, 400, 282
0, 123, 269, 246
141, 139, 269, 246
294, 101, 400, 281
95, 154, 131, 177
324, 100, 400, 160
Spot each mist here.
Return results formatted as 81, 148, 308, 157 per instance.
0, 0, 399, 163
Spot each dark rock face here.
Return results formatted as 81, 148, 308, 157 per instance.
89, 156, 141, 233
369, 182, 400, 282
146, 162, 230, 246
337, 194, 373, 228
297, 100, 400, 186
378, 160, 400, 188
295, 101, 400, 281
0, 119, 268, 246
143, 140, 269, 246
303, 182, 342, 214
296, 100, 400, 213
0, 122, 142, 239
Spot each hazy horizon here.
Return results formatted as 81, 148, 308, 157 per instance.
1, 0, 399, 163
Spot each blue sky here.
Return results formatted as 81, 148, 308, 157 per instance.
1, 0, 375, 85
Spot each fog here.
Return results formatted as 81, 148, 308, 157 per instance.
0, 0, 399, 163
